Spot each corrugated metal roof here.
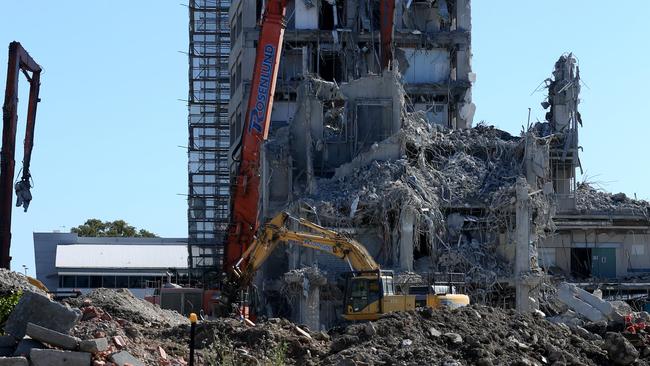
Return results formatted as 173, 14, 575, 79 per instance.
55, 244, 188, 269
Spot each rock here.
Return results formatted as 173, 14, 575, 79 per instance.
26, 322, 80, 350
603, 332, 638, 365
158, 346, 167, 360
29, 349, 91, 366
440, 360, 460, 366
331, 335, 359, 353
476, 357, 494, 366
401, 339, 412, 347
533, 309, 546, 318
109, 351, 145, 366
314, 331, 330, 342
363, 323, 376, 337
79, 338, 108, 353
0, 357, 28, 366
428, 327, 442, 337
113, 335, 126, 349
13, 339, 45, 357
583, 320, 608, 336
5, 292, 81, 339
444, 333, 463, 345
508, 336, 529, 350
571, 325, 601, 341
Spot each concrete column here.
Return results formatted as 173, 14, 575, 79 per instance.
515, 178, 536, 312
299, 286, 320, 331
455, 0, 471, 31
399, 208, 415, 271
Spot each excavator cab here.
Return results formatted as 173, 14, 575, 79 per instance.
342, 270, 416, 321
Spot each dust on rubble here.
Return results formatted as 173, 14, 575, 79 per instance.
65, 288, 185, 327
170, 305, 650, 365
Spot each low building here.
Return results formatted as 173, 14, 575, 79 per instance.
33, 233, 188, 298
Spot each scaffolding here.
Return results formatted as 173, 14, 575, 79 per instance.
188, 0, 231, 282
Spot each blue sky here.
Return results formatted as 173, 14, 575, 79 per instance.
1, 1, 648, 275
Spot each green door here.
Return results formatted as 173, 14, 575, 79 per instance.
592, 248, 616, 278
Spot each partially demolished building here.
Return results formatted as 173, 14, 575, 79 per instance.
217, 0, 650, 330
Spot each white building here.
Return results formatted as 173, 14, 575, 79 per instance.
33, 233, 188, 298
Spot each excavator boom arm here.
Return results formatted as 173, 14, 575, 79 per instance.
234, 212, 379, 285
225, 0, 287, 272
0, 42, 42, 269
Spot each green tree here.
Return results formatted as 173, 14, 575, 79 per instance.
71, 219, 158, 238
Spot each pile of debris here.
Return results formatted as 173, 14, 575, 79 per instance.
0, 269, 47, 296
0, 289, 191, 365
299, 114, 555, 297
183, 304, 650, 365
3, 282, 650, 365
576, 182, 650, 216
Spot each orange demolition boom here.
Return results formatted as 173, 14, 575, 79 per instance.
224, 0, 287, 272
224, 0, 395, 275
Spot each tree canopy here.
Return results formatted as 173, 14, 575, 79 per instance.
71, 219, 158, 238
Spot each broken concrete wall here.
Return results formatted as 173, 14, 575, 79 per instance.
294, 0, 319, 29
539, 230, 650, 278
399, 48, 451, 84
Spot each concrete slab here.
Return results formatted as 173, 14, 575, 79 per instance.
26, 323, 80, 350
12, 339, 45, 357
30, 349, 91, 366
0, 357, 28, 366
79, 338, 108, 353
5, 291, 81, 339
109, 351, 144, 366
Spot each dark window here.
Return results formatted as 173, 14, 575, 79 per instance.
76, 276, 89, 288
61, 276, 75, 288
102, 276, 116, 288
128, 276, 143, 289
90, 276, 102, 288
115, 276, 129, 289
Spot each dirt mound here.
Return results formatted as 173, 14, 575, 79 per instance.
65, 288, 185, 327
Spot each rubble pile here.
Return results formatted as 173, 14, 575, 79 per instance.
66, 288, 185, 327
576, 183, 650, 216
0, 289, 195, 365
303, 115, 555, 297
179, 305, 650, 365
0, 269, 47, 296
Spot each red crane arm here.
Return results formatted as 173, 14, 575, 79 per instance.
0, 42, 42, 269
224, 0, 287, 271
380, 0, 395, 70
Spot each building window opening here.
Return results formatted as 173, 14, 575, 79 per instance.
76, 276, 89, 288
414, 232, 431, 260
319, 1, 335, 30
318, 53, 343, 82
571, 248, 592, 278
115, 276, 129, 288
59, 275, 75, 288
90, 276, 102, 288
102, 276, 116, 288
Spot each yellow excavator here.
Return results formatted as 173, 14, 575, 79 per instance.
233, 211, 469, 321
